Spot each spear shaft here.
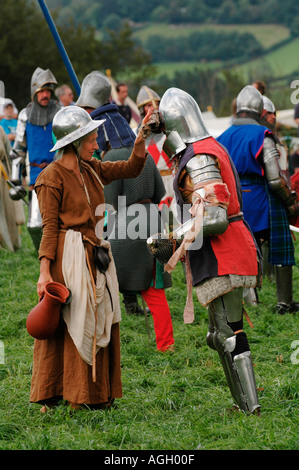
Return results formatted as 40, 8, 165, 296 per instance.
37, 0, 81, 95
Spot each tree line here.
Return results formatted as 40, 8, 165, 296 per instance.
0, 1, 153, 109
1, 0, 294, 116
47, 0, 299, 36
144, 30, 263, 63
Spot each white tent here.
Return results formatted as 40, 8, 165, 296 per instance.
276, 109, 297, 129
202, 110, 232, 138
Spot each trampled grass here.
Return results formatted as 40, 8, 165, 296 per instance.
0, 221, 298, 451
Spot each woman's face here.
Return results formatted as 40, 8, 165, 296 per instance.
80, 132, 99, 161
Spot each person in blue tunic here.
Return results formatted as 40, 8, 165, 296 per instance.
218, 85, 299, 314
9, 67, 60, 250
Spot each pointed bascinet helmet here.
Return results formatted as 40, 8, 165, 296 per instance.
76, 71, 111, 110
159, 87, 210, 160
30, 67, 57, 100
136, 85, 160, 117
50, 106, 105, 152
236, 85, 263, 115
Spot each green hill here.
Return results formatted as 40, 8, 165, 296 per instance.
233, 36, 299, 80
133, 22, 299, 109
133, 23, 290, 50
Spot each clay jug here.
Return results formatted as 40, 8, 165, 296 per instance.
26, 282, 71, 340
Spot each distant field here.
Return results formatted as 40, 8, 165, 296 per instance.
133, 23, 290, 49
151, 61, 220, 77
233, 36, 299, 81
132, 23, 299, 81
145, 36, 299, 83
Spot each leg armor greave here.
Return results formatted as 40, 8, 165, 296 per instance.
27, 189, 42, 251
275, 265, 299, 313
207, 288, 260, 414
262, 240, 274, 281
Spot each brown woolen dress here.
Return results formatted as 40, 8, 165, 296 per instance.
30, 141, 146, 407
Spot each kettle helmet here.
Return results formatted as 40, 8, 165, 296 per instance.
76, 71, 111, 110
50, 106, 105, 152
236, 85, 263, 116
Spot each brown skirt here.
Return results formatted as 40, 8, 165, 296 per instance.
30, 320, 122, 406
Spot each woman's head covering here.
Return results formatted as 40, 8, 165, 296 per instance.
50, 106, 105, 152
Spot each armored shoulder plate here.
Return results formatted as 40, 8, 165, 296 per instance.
263, 135, 282, 185
14, 108, 28, 145
263, 136, 297, 213
185, 154, 221, 185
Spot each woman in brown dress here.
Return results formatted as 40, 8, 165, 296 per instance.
30, 106, 153, 412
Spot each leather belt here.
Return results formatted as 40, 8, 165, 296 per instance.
160, 169, 172, 176
30, 162, 50, 169
127, 199, 152, 206
228, 212, 244, 223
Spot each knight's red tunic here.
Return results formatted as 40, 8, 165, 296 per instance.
173, 137, 258, 286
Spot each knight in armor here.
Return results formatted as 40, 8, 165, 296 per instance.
9, 67, 60, 250
157, 87, 260, 413
76, 71, 175, 351
136, 86, 176, 219
218, 85, 299, 314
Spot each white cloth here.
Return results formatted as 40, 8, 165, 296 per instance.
62, 230, 121, 365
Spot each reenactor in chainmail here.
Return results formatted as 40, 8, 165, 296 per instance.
9, 67, 60, 250
76, 71, 175, 352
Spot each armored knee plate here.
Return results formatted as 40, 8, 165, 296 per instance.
27, 190, 42, 251
207, 288, 260, 414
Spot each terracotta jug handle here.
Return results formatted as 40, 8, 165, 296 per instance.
64, 289, 72, 305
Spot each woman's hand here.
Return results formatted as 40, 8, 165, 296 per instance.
37, 257, 53, 299
138, 109, 163, 139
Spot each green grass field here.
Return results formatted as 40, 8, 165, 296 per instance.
0, 220, 298, 450
151, 37, 299, 82
233, 36, 299, 81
